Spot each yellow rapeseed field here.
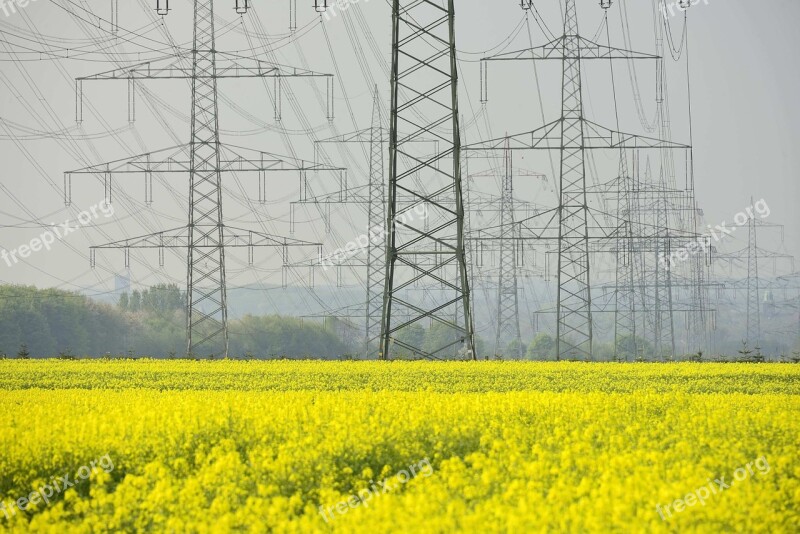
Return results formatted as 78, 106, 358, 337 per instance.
0, 361, 798, 533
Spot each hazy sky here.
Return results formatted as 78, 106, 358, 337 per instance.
0, 0, 797, 298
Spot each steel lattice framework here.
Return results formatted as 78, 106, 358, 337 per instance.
380, 0, 476, 360
494, 140, 522, 357
185, 1, 228, 355
746, 212, 761, 346
365, 90, 385, 357
473, 0, 676, 360
72, 0, 331, 356
554, 0, 593, 359
613, 153, 639, 360
715, 216, 795, 351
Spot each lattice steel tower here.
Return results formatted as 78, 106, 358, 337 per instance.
746, 207, 761, 347
365, 89, 385, 357
474, 0, 675, 360
380, 0, 476, 360
185, 0, 228, 356
73, 1, 331, 356
553, 0, 593, 359
614, 151, 639, 360
495, 139, 522, 357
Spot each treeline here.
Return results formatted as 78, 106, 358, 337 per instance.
0, 285, 128, 357
0, 285, 349, 359
518, 332, 800, 362
118, 284, 184, 314
5, 284, 793, 360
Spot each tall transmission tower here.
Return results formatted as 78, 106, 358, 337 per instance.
380, 0, 475, 360
71, 1, 333, 356
185, 0, 229, 356
365, 89, 385, 357
494, 139, 522, 357
746, 210, 760, 346
716, 214, 793, 351
473, 0, 682, 360
551, 0, 593, 359
613, 152, 639, 360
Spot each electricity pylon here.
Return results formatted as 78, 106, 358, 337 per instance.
613, 151, 639, 360
379, 0, 476, 360
716, 214, 793, 351
494, 139, 522, 357
71, 0, 333, 356
185, 0, 229, 357
365, 89, 385, 357
473, 0, 677, 360
552, 0, 593, 359
746, 210, 760, 346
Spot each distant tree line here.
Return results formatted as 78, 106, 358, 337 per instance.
0, 284, 350, 359
118, 284, 184, 315
0, 285, 128, 357
2, 284, 797, 361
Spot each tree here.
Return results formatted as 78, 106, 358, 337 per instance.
139, 284, 184, 315
129, 290, 142, 312
390, 324, 426, 360
504, 338, 525, 360
229, 315, 348, 359
0, 285, 129, 357
614, 335, 653, 361
738, 340, 754, 361
526, 333, 556, 360
118, 292, 129, 310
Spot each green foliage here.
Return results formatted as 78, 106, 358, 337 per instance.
614, 335, 653, 362
503, 338, 525, 359
422, 322, 458, 357
0, 285, 354, 359
526, 333, 556, 360
0, 285, 127, 357
389, 324, 427, 360
119, 284, 184, 316
229, 315, 347, 359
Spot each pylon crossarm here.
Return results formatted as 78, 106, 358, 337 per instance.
314, 130, 437, 155
481, 35, 658, 62
64, 143, 345, 205
91, 226, 190, 249
222, 227, 322, 249
91, 225, 321, 250
481, 36, 565, 61
291, 187, 369, 205
583, 120, 690, 150
66, 144, 345, 175
77, 52, 332, 80
316, 127, 377, 145
297, 257, 368, 268
718, 250, 793, 263
465, 120, 562, 152
464, 120, 689, 152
